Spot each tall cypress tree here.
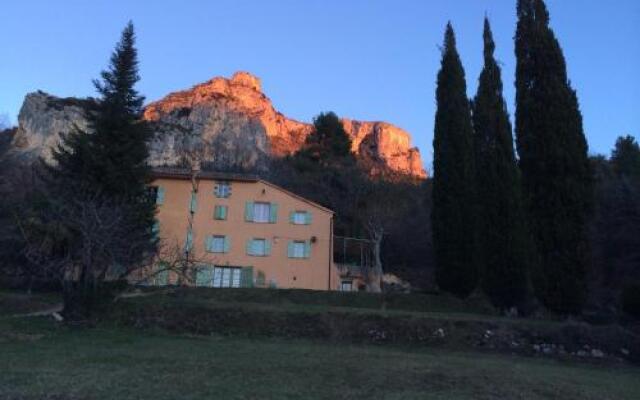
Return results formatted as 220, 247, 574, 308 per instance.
473, 18, 531, 310
515, 0, 592, 313
432, 23, 478, 297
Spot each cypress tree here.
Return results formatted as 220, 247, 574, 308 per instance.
515, 0, 593, 313
432, 23, 478, 298
473, 18, 531, 310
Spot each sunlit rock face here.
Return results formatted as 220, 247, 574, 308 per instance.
11, 92, 95, 163
145, 72, 427, 177
12, 72, 426, 177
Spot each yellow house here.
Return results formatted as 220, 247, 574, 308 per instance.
147, 167, 341, 290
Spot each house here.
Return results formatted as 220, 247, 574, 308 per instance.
145, 167, 343, 290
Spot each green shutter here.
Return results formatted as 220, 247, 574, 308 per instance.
304, 240, 311, 259
196, 266, 213, 287
185, 230, 193, 252
289, 211, 295, 224
214, 205, 227, 220
156, 187, 165, 205
223, 236, 230, 253
287, 241, 294, 258
305, 211, 312, 225
205, 235, 212, 252
241, 266, 254, 288
269, 203, 279, 223
256, 270, 266, 287
265, 240, 272, 256
190, 192, 197, 213
152, 220, 160, 237
246, 239, 253, 256
155, 265, 169, 286
245, 202, 254, 222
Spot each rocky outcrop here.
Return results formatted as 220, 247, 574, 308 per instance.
11, 72, 427, 177
11, 92, 95, 162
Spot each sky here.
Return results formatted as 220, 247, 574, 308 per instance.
1, 0, 638, 171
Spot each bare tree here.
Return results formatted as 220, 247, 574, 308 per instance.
13, 189, 153, 317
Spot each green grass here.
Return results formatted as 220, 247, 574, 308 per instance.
1, 317, 639, 400
158, 287, 498, 315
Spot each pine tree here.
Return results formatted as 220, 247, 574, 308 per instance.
53, 22, 151, 200
52, 21, 153, 229
46, 22, 156, 317
611, 135, 640, 182
515, 0, 593, 313
297, 111, 355, 169
473, 18, 531, 310
432, 23, 478, 298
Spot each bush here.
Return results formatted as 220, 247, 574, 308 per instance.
622, 283, 640, 319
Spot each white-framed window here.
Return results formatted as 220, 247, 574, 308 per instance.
253, 202, 271, 223
214, 182, 231, 198
291, 211, 311, 225
212, 267, 241, 288
288, 240, 309, 259
340, 280, 353, 292
245, 202, 278, 223
211, 236, 225, 253
247, 238, 271, 257
206, 235, 229, 253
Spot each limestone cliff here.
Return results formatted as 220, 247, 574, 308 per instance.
11, 72, 426, 177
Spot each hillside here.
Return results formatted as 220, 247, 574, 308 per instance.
1, 288, 639, 400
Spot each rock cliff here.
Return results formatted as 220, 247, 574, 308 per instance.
11, 72, 426, 177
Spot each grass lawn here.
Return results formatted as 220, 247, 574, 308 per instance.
1, 316, 639, 400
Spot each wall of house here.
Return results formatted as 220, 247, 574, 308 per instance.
152, 177, 340, 290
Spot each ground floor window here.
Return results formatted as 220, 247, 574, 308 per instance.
213, 267, 242, 288
340, 280, 353, 292
195, 266, 254, 288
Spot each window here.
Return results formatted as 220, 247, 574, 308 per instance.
291, 211, 312, 225
206, 235, 228, 253
214, 205, 228, 220
247, 238, 271, 257
340, 280, 353, 292
245, 202, 278, 223
214, 182, 231, 198
153, 186, 165, 205
212, 267, 242, 288
288, 240, 310, 259
199, 266, 252, 288
253, 202, 270, 223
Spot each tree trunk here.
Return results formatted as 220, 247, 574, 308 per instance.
367, 229, 384, 293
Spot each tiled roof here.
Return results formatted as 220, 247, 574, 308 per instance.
150, 167, 260, 182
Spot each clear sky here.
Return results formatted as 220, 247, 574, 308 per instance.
1, 0, 638, 171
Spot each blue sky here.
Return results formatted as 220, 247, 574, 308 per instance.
1, 0, 638, 170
